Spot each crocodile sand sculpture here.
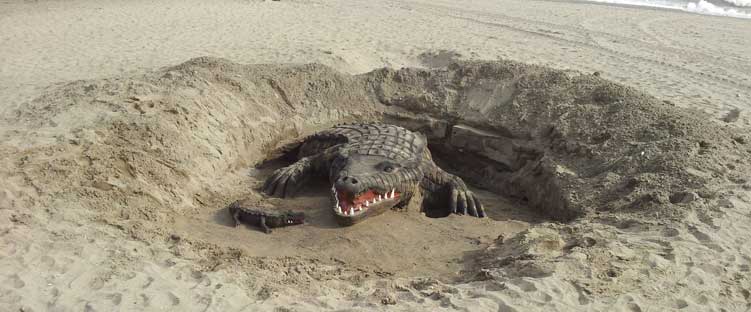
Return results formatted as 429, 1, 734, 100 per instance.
263, 123, 485, 225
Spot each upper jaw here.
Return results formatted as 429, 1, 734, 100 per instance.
331, 186, 400, 218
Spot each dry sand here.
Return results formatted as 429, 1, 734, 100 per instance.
1, 0, 750, 311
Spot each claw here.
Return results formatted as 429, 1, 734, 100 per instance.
458, 192, 468, 215
274, 175, 289, 197
450, 189, 459, 214
476, 196, 486, 218
466, 192, 478, 217
264, 171, 285, 196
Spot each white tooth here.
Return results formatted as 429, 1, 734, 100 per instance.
391, 189, 396, 198
365, 201, 370, 207
349, 208, 354, 215
337, 205, 342, 214
378, 195, 382, 201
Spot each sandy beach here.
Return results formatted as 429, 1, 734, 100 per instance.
1, 0, 750, 311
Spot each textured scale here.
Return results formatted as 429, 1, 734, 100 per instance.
299, 123, 426, 161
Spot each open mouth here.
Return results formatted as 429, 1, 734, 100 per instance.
331, 186, 401, 217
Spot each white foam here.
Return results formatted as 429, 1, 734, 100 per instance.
687, 0, 751, 18
585, 0, 751, 18
722, 0, 751, 7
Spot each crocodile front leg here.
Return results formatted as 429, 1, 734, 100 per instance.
263, 151, 331, 198
260, 216, 271, 234
421, 167, 485, 218
231, 209, 242, 227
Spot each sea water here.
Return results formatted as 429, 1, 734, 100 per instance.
584, 0, 751, 18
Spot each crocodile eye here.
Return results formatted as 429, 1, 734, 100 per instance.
383, 165, 395, 173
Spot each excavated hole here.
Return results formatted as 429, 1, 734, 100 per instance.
187, 122, 551, 281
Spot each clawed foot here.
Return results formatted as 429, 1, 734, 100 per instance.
449, 181, 485, 218
263, 164, 307, 198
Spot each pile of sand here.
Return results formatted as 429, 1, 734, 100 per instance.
1, 57, 750, 310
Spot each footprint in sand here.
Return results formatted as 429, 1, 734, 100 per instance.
6, 273, 25, 289
167, 292, 180, 306
105, 293, 122, 305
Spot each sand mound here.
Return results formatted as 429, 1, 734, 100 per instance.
2, 57, 750, 310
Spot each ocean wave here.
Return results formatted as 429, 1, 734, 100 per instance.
585, 0, 751, 18
720, 0, 751, 7
687, 0, 751, 17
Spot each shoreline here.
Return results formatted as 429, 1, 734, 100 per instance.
562, 0, 751, 19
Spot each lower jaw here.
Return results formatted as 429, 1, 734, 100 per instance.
333, 203, 394, 226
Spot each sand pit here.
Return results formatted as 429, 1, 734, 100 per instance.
2, 57, 750, 310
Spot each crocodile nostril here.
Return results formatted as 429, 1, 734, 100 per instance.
337, 176, 358, 186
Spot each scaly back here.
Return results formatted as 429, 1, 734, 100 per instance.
298, 123, 427, 162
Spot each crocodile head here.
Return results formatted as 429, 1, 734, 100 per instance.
330, 153, 423, 225
281, 211, 306, 226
